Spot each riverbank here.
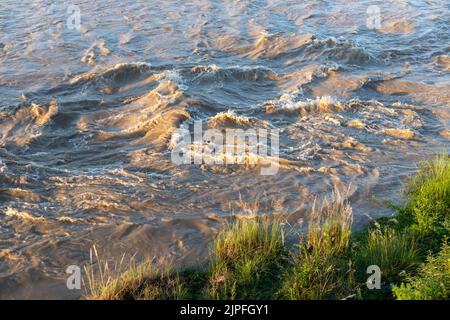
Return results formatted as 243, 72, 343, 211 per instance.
84, 155, 449, 300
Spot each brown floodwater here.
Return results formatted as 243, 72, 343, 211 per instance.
0, 0, 449, 299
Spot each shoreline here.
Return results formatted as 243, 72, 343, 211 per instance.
83, 155, 449, 300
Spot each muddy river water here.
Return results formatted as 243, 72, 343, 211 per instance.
0, 0, 449, 298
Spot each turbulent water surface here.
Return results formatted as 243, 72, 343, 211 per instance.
0, 0, 449, 298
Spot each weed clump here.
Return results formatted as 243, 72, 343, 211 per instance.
282, 191, 356, 300
207, 217, 288, 299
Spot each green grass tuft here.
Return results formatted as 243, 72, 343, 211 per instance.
213, 217, 285, 264
207, 217, 288, 299
356, 228, 419, 283
282, 191, 356, 300
84, 248, 186, 300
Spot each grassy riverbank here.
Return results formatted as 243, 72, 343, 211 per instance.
84, 155, 449, 300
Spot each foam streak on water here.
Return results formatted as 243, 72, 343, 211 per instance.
0, 0, 449, 298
